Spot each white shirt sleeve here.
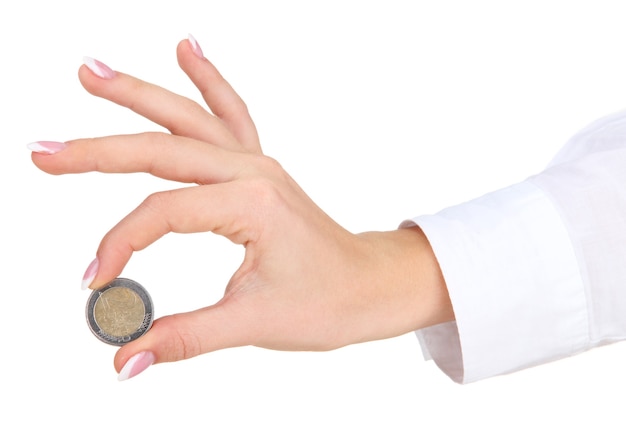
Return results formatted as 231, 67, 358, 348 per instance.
404, 109, 626, 384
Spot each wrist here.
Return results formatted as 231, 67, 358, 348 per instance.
355, 226, 453, 340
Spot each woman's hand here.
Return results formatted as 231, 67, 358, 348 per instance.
30, 37, 453, 380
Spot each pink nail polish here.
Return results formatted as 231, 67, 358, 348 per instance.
81, 257, 99, 290
188, 34, 204, 59
27, 141, 67, 154
83, 56, 115, 79
118, 351, 155, 381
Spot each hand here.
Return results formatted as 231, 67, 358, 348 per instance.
30, 37, 453, 380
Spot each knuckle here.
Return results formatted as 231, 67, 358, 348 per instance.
157, 315, 203, 361
245, 175, 286, 210
138, 190, 179, 233
254, 155, 283, 174
237, 155, 289, 198
244, 155, 290, 184
141, 189, 173, 212
168, 102, 206, 135
140, 132, 170, 152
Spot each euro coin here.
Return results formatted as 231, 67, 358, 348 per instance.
86, 278, 154, 346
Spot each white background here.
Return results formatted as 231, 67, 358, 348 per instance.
2, 1, 626, 442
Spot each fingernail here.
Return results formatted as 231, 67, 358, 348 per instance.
81, 257, 99, 290
83, 56, 115, 79
188, 34, 204, 59
118, 351, 155, 381
27, 141, 67, 155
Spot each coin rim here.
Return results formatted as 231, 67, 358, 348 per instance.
86, 278, 154, 346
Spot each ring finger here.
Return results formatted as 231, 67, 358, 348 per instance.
79, 62, 243, 151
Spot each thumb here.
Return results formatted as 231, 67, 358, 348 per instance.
114, 303, 253, 380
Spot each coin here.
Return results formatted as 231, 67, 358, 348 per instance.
86, 278, 154, 346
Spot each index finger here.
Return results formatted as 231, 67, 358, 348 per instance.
88, 181, 256, 289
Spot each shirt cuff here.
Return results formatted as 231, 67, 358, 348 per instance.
403, 180, 589, 383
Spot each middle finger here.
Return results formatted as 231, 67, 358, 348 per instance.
78, 63, 242, 151
32, 133, 247, 184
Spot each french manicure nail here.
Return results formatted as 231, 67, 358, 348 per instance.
83, 56, 116, 79
188, 34, 204, 59
27, 141, 67, 154
118, 351, 155, 381
81, 257, 99, 290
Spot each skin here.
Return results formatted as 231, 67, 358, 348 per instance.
31, 39, 454, 376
